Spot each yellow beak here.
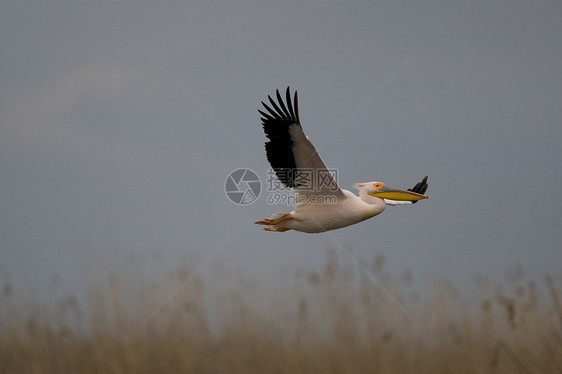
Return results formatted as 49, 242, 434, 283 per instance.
368, 187, 428, 201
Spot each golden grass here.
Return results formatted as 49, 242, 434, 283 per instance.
1, 253, 561, 373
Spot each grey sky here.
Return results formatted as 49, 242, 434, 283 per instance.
1, 1, 561, 304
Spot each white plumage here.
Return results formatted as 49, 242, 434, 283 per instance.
255, 87, 428, 233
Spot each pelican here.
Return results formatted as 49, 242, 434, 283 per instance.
255, 87, 428, 233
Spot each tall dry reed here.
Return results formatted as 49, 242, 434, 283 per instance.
1, 253, 560, 373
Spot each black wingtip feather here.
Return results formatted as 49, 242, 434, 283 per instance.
261, 101, 280, 119
275, 89, 291, 119
294, 91, 300, 124
258, 109, 275, 122
285, 87, 295, 120
408, 175, 429, 203
258, 87, 302, 188
268, 95, 286, 120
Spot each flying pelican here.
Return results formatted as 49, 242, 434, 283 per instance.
255, 87, 428, 233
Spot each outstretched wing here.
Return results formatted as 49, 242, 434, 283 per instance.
258, 87, 344, 198
408, 175, 428, 203
384, 176, 429, 206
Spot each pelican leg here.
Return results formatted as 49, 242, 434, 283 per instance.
255, 213, 293, 232
254, 218, 273, 225
254, 213, 293, 226
270, 213, 293, 225
264, 226, 290, 232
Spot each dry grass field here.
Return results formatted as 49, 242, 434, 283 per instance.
1, 254, 561, 374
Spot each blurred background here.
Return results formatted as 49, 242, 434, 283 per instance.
1, 1, 561, 372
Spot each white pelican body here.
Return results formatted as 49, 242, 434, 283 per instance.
273, 190, 382, 233
255, 88, 428, 233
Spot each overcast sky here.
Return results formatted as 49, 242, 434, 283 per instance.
1, 0, 561, 306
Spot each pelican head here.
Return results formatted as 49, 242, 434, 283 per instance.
355, 182, 428, 202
